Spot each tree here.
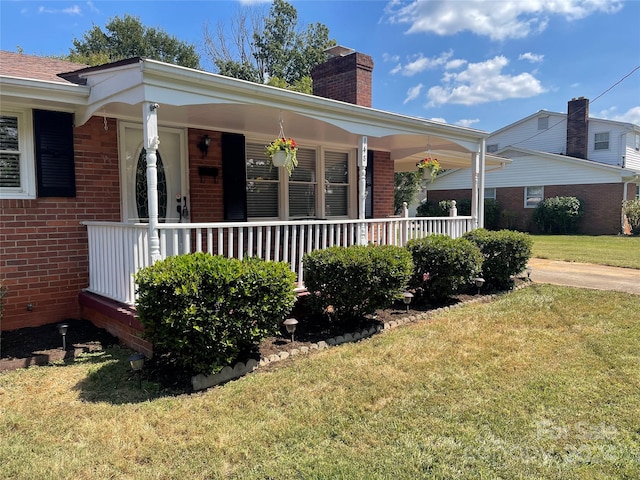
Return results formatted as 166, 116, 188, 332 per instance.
69, 15, 200, 68
204, 0, 335, 92
394, 171, 423, 214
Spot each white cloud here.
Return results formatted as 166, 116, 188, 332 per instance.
403, 83, 423, 104
519, 52, 544, 63
382, 53, 400, 63
385, 0, 623, 41
391, 50, 455, 76
596, 106, 640, 125
426, 55, 546, 106
456, 118, 481, 128
430, 117, 448, 123
38, 5, 82, 15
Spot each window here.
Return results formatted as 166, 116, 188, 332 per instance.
537, 116, 549, 130
0, 109, 35, 199
636, 185, 640, 200
594, 132, 610, 151
289, 147, 317, 218
324, 150, 349, 217
246, 142, 279, 218
635, 133, 639, 151
484, 188, 496, 200
525, 186, 543, 208
486, 144, 499, 153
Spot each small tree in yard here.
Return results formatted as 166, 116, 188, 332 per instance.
623, 198, 640, 235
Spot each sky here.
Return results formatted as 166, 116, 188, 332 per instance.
1, 0, 639, 133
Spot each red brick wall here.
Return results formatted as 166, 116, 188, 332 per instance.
311, 52, 374, 107
428, 183, 625, 234
372, 150, 394, 217
188, 129, 224, 222
1, 116, 120, 331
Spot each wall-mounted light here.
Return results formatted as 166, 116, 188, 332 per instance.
198, 135, 211, 158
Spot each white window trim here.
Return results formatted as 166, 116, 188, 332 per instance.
0, 108, 36, 199
484, 187, 496, 200
524, 186, 544, 209
594, 131, 610, 151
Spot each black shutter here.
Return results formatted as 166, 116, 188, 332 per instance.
34, 110, 75, 197
222, 132, 247, 221
365, 150, 374, 218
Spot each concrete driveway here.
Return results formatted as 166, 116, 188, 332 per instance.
527, 258, 640, 295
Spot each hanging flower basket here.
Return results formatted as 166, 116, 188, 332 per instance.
265, 137, 298, 176
417, 157, 441, 181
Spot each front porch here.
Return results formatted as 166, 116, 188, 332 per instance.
83, 213, 473, 306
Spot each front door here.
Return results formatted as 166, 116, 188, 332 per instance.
119, 122, 187, 223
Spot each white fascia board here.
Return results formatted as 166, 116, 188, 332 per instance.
138, 59, 488, 148
500, 146, 630, 174
0, 76, 89, 106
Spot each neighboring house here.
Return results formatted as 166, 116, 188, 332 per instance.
427, 97, 640, 234
0, 49, 496, 353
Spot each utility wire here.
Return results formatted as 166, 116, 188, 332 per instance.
509, 65, 640, 148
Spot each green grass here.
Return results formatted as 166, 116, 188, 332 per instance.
532, 235, 640, 269
1, 285, 639, 479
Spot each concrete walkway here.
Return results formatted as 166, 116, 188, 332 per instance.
527, 258, 640, 295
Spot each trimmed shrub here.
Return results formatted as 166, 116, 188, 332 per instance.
406, 234, 483, 301
533, 196, 584, 234
135, 253, 297, 375
463, 228, 533, 290
416, 199, 454, 217
303, 244, 413, 324
623, 198, 640, 235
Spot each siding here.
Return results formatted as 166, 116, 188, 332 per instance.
488, 113, 567, 154
429, 152, 623, 191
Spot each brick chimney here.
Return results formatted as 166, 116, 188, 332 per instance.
311, 46, 374, 107
566, 97, 589, 159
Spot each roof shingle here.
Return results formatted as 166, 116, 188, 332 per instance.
0, 50, 88, 84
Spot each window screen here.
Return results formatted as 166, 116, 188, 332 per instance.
0, 115, 20, 188
246, 142, 279, 218
289, 147, 316, 218
324, 151, 349, 217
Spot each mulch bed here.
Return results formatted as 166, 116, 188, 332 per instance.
1, 286, 508, 392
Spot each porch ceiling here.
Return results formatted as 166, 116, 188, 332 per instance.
74, 57, 497, 170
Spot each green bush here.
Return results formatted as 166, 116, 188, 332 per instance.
416, 200, 453, 217
463, 229, 533, 290
456, 198, 501, 230
135, 253, 297, 375
623, 198, 640, 235
533, 196, 584, 234
303, 244, 413, 324
406, 235, 483, 301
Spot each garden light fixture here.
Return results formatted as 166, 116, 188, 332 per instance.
473, 277, 485, 295
283, 318, 298, 342
57, 323, 69, 350
402, 292, 413, 312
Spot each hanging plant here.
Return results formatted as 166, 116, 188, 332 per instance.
265, 137, 298, 176
417, 157, 441, 180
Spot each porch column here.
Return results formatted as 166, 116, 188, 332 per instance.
478, 138, 486, 228
357, 136, 368, 245
471, 152, 479, 229
143, 102, 162, 263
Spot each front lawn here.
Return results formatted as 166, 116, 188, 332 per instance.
1, 285, 638, 479
532, 235, 640, 269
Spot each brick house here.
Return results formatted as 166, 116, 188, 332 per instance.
1, 48, 493, 352
426, 97, 640, 234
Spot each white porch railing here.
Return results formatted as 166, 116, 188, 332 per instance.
83, 216, 474, 305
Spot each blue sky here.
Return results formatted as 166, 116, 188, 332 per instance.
1, 0, 639, 132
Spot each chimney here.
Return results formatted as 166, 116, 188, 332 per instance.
566, 97, 589, 159
311, 46, 374, 107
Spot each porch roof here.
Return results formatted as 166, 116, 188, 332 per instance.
64, 57, 494, 169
